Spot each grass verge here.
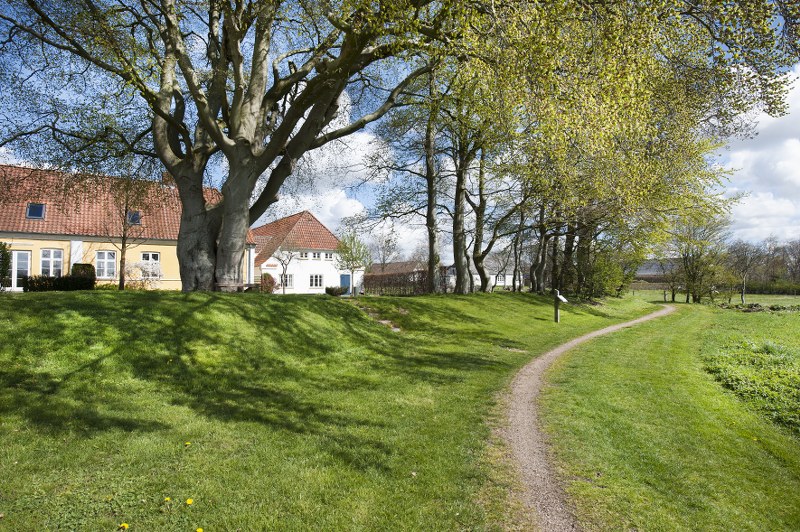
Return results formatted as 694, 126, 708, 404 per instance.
540, 302, 800, 531
0, 291, 654, 530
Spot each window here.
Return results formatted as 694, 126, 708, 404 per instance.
280, 274, 293, 288
309, 274, 323, 288
126, 210, 142, 225
96, 250, 117, 279
312, 252, 321, 259
324, 252, 333, 260
26, 202, 45, 219
299, 252, 308, 259
141, 252, 160, 278
41, 249, 63, 277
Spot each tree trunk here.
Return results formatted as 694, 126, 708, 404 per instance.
550, 232, 561, 294
452, 153, 470, 295
118, 236, 127, 291
424, 80, 441, 294
216, 167, 257, 291
561, 223, 576, 293
175, 174, 220, 292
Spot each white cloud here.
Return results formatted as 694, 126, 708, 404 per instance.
721, 64, 800, 243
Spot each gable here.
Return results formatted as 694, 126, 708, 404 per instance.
252, 211, 340, 266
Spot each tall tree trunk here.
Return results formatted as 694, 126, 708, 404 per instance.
575, 220, 593, 297
471, 153, 490, 292
424, 77, 441, 294
452, 151, 470, 295
561, 222, 576, 293
550, 231, 561, 294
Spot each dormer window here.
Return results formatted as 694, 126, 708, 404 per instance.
26, 202, 45, 219
126, 210, 142, 225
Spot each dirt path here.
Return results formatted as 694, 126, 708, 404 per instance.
503, 305, 676, 531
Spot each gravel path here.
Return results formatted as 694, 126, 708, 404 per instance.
504, 305, 676, 531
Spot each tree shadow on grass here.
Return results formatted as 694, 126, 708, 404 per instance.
0, 290, 563, 471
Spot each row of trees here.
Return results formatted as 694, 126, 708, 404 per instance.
1, 1, 798, 292
657, 219, 800, 304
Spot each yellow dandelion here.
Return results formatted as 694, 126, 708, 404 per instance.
184, 442, 191, 447
197, 529, 204, 532
118, 524, 129, 530
186, 498, 194, 505
164, 497, 171, 502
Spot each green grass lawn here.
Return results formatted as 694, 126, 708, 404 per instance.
632, 288, 800, 307
540, 303, 800, 531
0, 290, 655, 530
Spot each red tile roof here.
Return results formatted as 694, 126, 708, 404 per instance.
366, 260, 426, 275
0, 164, 254, 244
252, 211, 340, 266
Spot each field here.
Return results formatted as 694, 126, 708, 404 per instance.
540, 302, 800, 530
0, 290, 653, 530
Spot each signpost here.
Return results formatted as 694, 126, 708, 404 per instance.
554, 289, 568, 323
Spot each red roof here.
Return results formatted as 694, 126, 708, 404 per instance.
252, 211, 339, 265
0, 164, 254, 244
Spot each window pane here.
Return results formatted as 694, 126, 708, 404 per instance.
42, 249, 51, 259
26, 203, 45, 219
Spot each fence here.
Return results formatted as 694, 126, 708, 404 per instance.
363, 270, 447, 296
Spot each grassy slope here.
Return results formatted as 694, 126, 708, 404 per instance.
0, 291, 654, 530
540, 302, 800, 531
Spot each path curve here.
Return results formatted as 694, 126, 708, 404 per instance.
504, 305, 676, 531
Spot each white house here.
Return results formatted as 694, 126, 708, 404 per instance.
251, 211, 363, 294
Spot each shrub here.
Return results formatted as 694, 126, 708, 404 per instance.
22, 275, 96, 292
325, 286, 348, 296
0, 242, 10, 290
260, 273, 277, 293
71, 263, 96, 280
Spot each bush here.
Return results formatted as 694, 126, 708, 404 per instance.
325, 286, 348, 296
0, 242, 10, 290
22, 275, 96, 292
71, 263, 96, 280
260, 273, 277, 293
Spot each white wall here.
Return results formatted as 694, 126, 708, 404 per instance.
260, 250, 364, 294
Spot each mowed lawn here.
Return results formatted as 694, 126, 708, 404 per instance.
540, 302, 800, 531
0, 291, 654, 530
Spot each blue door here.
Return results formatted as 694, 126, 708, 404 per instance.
340, 274, 351, 295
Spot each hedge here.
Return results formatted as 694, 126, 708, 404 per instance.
22, 275, 96, 292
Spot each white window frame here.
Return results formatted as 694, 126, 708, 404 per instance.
324, 252, 333, 260
299, 252, 308, 259
312, 252, 321, 259
309, 274, 323, 288
280, 273, 293, 288
140, 252, 161, 279
11, 250, 31, 291
96, 250, 117, 279
40, 249, 63, 277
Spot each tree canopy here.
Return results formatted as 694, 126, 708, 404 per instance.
1, 0, 798, 291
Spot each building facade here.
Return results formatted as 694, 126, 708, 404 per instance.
252, 211, 363, 294
0, 164, 256, 291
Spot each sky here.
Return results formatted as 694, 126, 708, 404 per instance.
721, 64, 800, 243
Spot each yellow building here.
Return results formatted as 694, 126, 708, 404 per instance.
0, 164, 256, 291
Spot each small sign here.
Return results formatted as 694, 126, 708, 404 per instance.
265, 262, 279, 269
557, 294, 568, 303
